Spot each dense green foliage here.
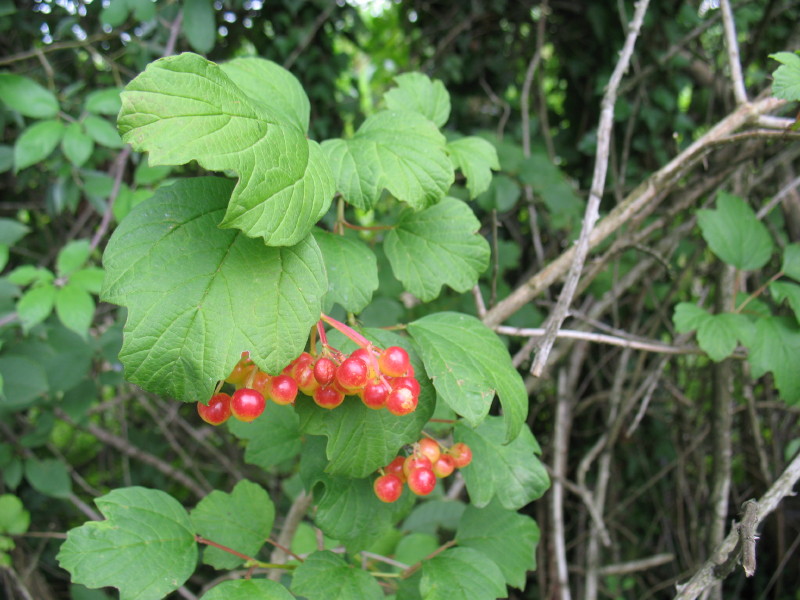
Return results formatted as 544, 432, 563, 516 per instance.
1, 1, 799, 599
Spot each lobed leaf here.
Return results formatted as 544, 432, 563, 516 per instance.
313, 229, 379, 314
447, 136, 500, 198
420, 547, 506, 600
321, 110, 453, 210
385, 198, 490, 302
118, 53, 334, 245
201, 579, 294, 600
57, 487, 198, 600
384, 72, 451, 127
101, 177, 327, 402
291, 550, 384, 600
770, 52, 800, 101
782, 243, 800, 281
408, 312, 526, 441
771, 281, 800, 323
748, 316, 800, 404
227, 401, 302, 470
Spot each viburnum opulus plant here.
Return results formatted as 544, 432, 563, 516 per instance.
56, 53, 549, 599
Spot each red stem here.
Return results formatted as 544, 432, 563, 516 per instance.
320, 313, 370, 347
196, 535, 258, 563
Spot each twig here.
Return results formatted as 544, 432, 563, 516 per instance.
283, 5, 335, 70
551, 369, 573, 600
673, 450, 800, 599
164, 11, 184, 57
529, 0, 650, 376
719, 0, 748, 105
0, 34, 115, 66
268, 490, 313, 580
598, 553, 675, 575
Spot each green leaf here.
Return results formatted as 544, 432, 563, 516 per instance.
7, 265, 53, 286
24, 458, 71, 499
420, 547, 506, 600
57, 487, 198, 600
781, 243, 800, 281
101, 177, 327, 402
295, 328, 435, 478
0, 218, 29, 246
17, 284, 56, 331
771, 281, 800, 322
697, 192, 773, 270
697, 312, 753, 362
84, 115, 123, 149
70, 267, 106, 295
0, 494, 30, 535
100, 0, 129, 27
519, 151, 583, 228
118, 52, 334, 246
227, 400, 302, 469
0, 73, 59, 118
191, 480, 275, 570
475, 174, 520, 212
57, 239, 92, 276
395, 532, 439, 567
384, 73, 451, 127
61, 122, 94, 167
748, 316, 800, 404
403, 500, 466, 534
14, 120, 65, 172
456, 499, 540, 588
673, 302, 709, 333
220, 57, 310, 133
182, 0, 216, 53
55, 284, 95, 339
201, 579, 295, 600
12, 323, 92, 394
290, 550, 384, 600
770, 52, 800, 101
0, 356, 48, 412
85, 88, 122, 115
455, 418, 549, 510
447, 136, 500, 198
408, 312, 526, 441
313, 229, 378, 313
384, 198, 490, 302
321, 110, 453, 210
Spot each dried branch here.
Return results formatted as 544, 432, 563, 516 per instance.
719, 0, 748, 105
268, 491, 314, 580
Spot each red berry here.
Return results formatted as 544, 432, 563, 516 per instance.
403, 454, 432, 478
449, 442, 472, 468
379, 346, 410, 377
407, 467, 437, 496
313, 357, 336, 385
225, 353, 256, 385
335, 356, 369, 391
284, 352, 313, 377
350, 347, 377, 375
295, 363, 319, 395
417, 438, 441, 464
432, 454, 455, 478
374, 474, 403, 503
385, 456, 407, 483
269, 374, 298, 405
250, 371, 271, 395
313, 385, 345, 409
197, 393, 231, 425
391, 376, 420, 398
386, 386, 418, 416
362, 379, 391, 409
230, 388, 266, 422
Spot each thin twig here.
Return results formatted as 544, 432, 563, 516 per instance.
284, 5, 335, 70
268, 491, 314, 580
530, 0, 650, 376
551, 369, 573, 600
719, 0, 748, 105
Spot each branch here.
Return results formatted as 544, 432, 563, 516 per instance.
673, 450, 800, 599
482, 95, 787, 330
719, 0, 748, 104
268, 490, 313, 580
529, 0, 650, 376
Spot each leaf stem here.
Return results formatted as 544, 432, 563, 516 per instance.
320, 313, 370, 348
195, 535, 297, 570
400, 539, 457, 578
735, 270, 783, 314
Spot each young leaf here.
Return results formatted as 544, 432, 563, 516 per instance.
101, 177, 327, 402
220, 57, 310, 133
782, 243, 800, 281
408, 312, 526, 441
321, 110, 453, 210
182, 0, 216, 54
57, 239, 92, 276
55, 284, 95, 339
447, 136, 500, 198
24, 458, 72, 499
85, 88, 122, 115
201, 579, 295, 600
295, 328, 434, 478
385, 198, 490, 302
771, 281, 800, 322
57, 487, 198, 600
0, 73, 59, 118
227, 400, 302, 469
696, 312, 753, 362
454, 417, 549, 510
83, 115, 123, 149
748, 316, 800, 404
697, 192, 773, 270
118, 52, 334, 246
61, 123, 94, 167
673, 302, 709, 333
0, 494, 30, 535
0, 218, 29, 246
456, 499, 540, 587
475, 174, 520, 212
384, 72, 451, 127
313, 229, 379, 314
770, 52, 800, 101
69, 267, 106, 295
191, 480, 275, 570
17, 284, 56, 332
14, 120, 65, 172
420, 547, 506, 600
290, 550, 384, 600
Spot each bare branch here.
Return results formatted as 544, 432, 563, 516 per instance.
719, 0, 748, 104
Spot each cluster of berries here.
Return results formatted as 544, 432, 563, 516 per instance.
197, 344, 421, 426
373, 438, 473, 503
